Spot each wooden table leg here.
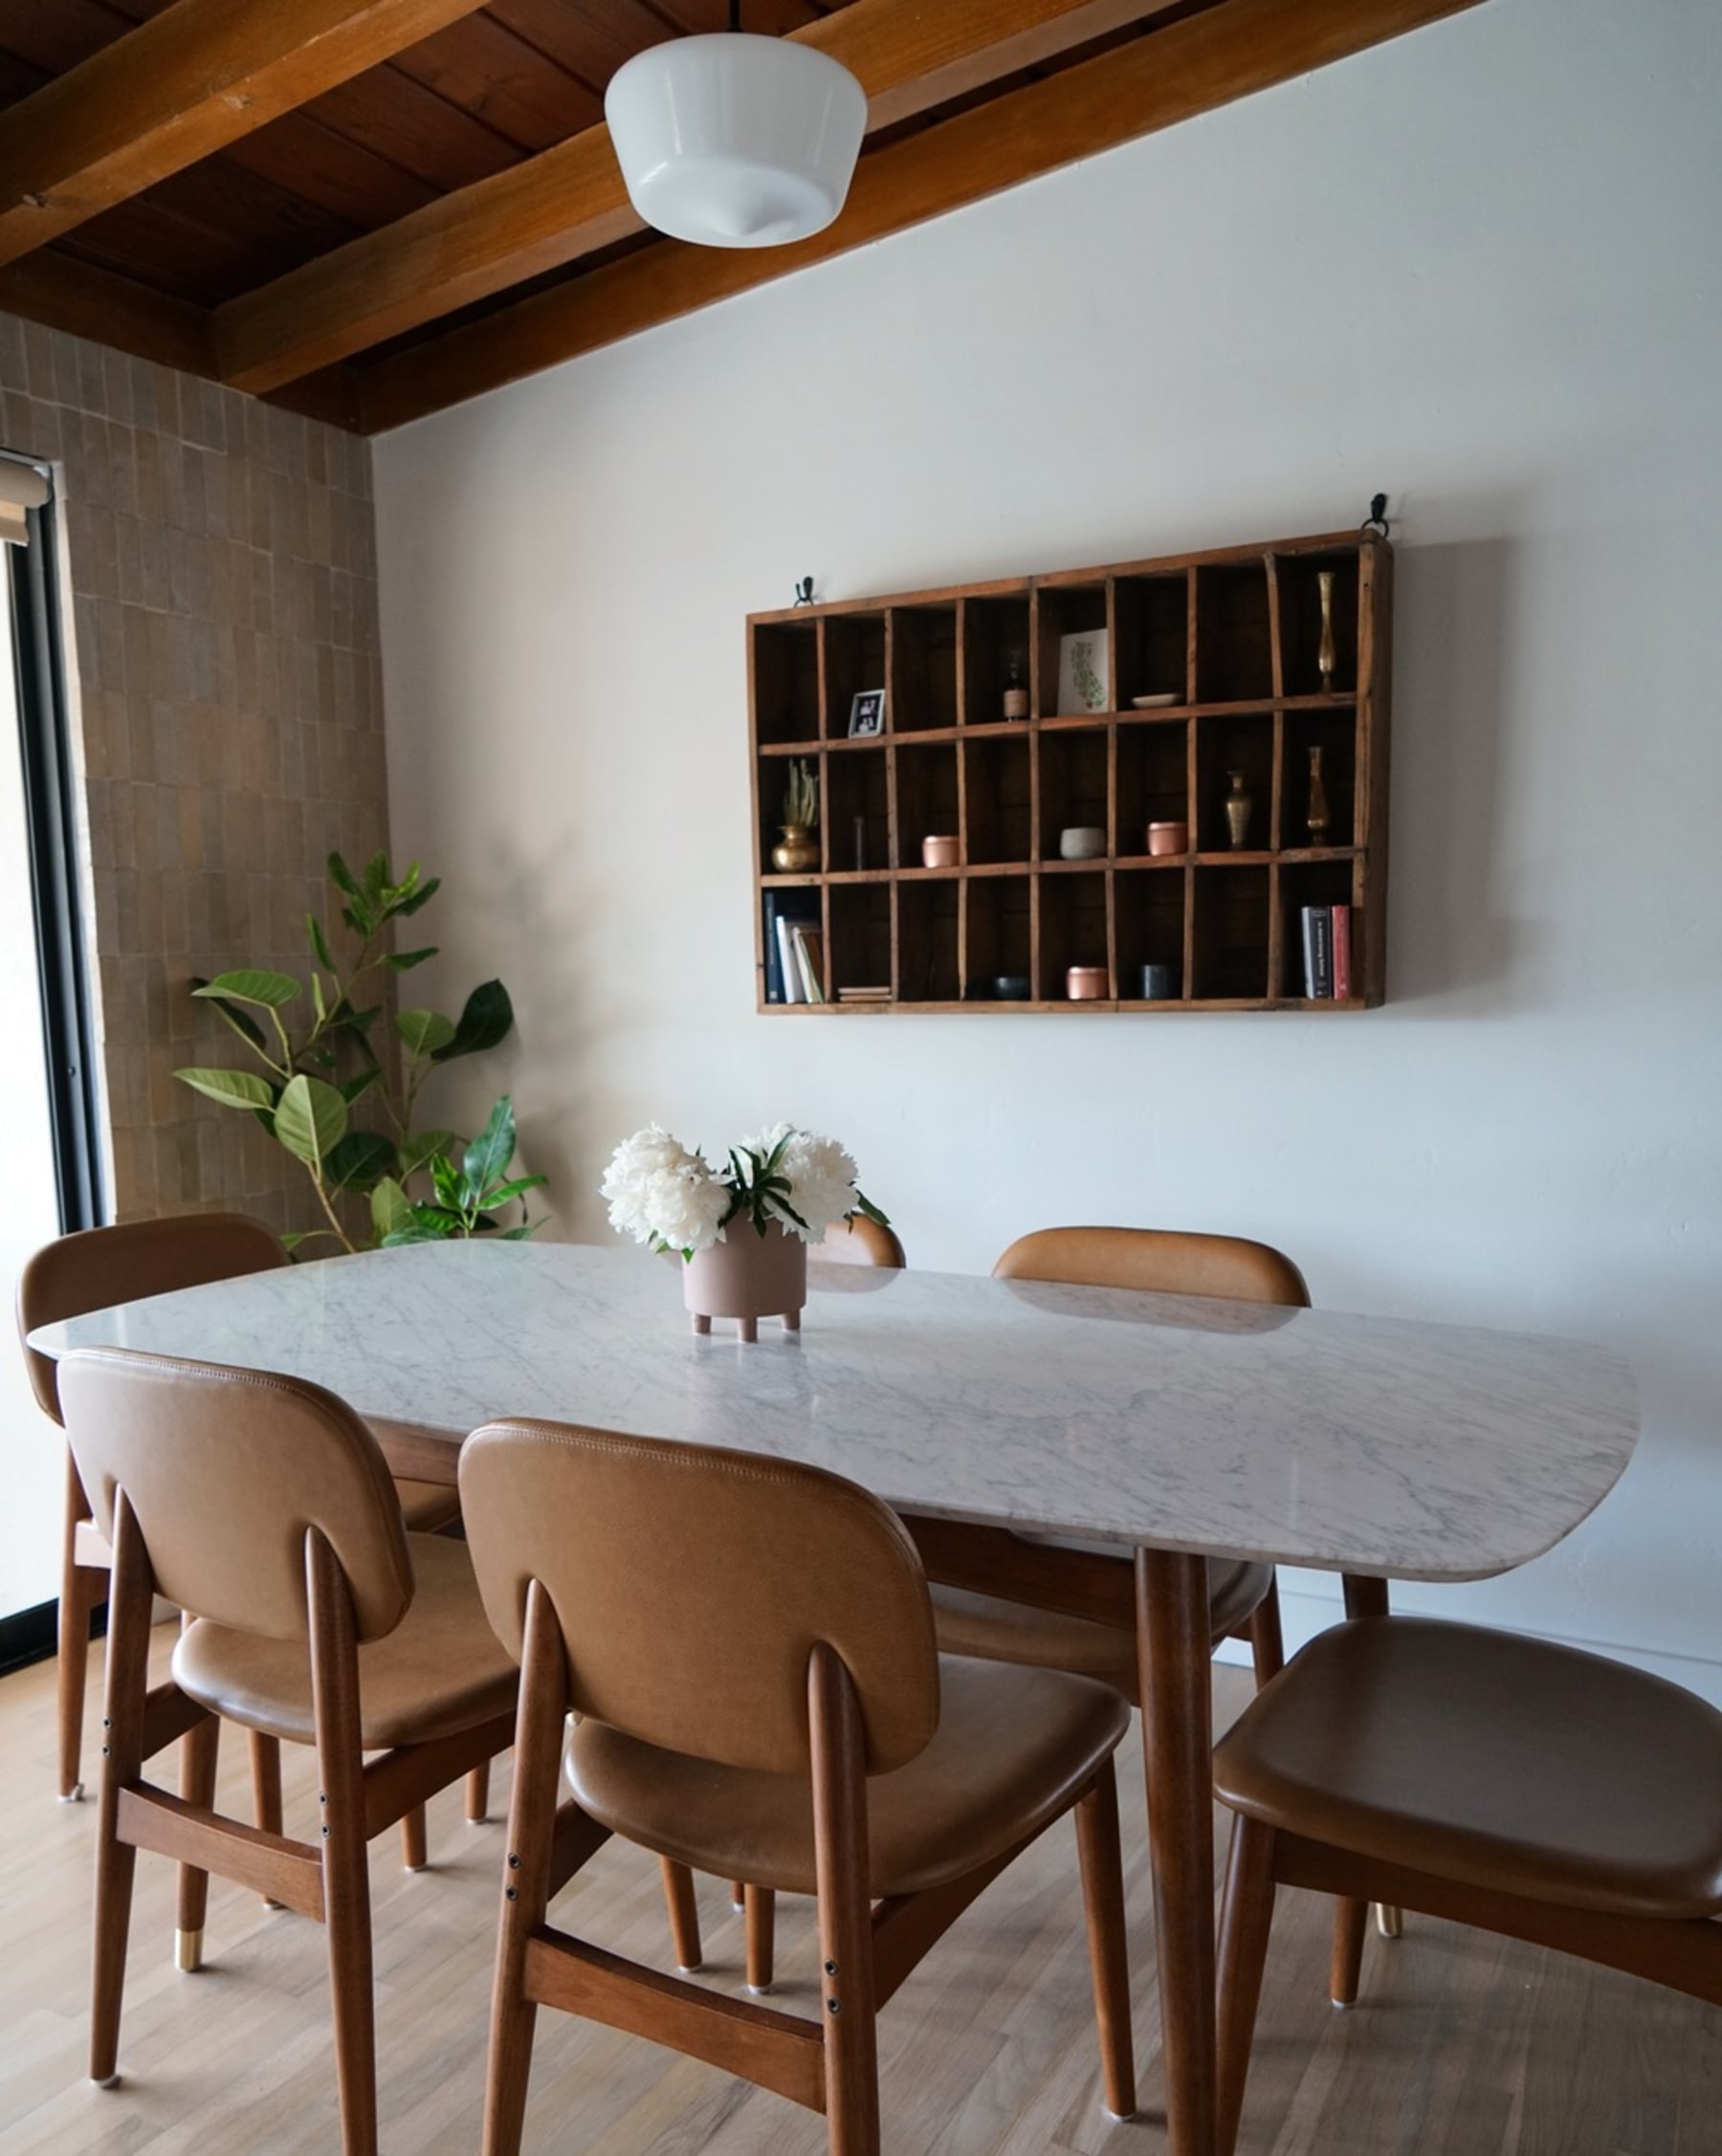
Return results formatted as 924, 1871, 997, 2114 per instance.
1136, 1547, 1217, 2156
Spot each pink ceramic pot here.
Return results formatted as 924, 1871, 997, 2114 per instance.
1147, 820, 1189, 856
921, 834, 960, 868
1066, 965, 1108, 1001
683, 1219, 808, 1341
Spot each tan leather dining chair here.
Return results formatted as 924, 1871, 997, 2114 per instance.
58, 1347, 519, 2156
815, 1215, 907, 1268
459, 1418, 1137, 2156
1210, 1615, 1722, 2156
18, 1213, 458, 1808
922, 1226, 1308, 1701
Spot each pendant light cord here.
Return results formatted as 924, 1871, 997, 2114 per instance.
729, 0, 740, 30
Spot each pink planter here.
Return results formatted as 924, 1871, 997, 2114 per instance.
1147, 820, 1189, 856
683, 1220, 808, 1341
1066, 965, 1108, 1001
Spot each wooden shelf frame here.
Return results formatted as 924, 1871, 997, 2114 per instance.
750, 529, 1392, 1015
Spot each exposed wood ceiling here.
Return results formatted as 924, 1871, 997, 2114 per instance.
0, 0, 1483, 433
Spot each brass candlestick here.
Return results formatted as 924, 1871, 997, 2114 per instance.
1306, 743, 1331, 843
1316, 569, 1336, 693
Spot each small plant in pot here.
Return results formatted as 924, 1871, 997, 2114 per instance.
601, 1122, 887, 1339
175, 850, 544, 1253
771, 759, 820, 872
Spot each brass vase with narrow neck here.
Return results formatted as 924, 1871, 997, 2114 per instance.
1316, 569, 1337, 692
1224, 770, 1252, 849
1306, 744, 1331, 844
772, 825, 819, 872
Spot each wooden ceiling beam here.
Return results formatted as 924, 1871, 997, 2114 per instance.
0, 0, 495, 270
214, 0, 1191, 395
358, 0, 1485, 432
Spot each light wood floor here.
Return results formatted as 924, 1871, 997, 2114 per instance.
2, 1634, 1719, 2154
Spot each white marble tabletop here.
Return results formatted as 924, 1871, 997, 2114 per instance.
31, 1239, 1638, 1582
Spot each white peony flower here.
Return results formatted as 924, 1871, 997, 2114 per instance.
600, 1126, 728, 1255
736, 1123, 860, 1242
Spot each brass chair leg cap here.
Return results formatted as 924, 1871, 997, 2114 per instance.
92, 2073, 121, 2088
175, 1927, 204, 1972
59, 1783, 85, 1803
1376, 1904, 1404, 1939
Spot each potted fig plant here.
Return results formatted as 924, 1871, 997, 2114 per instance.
175, 850, 543, 1253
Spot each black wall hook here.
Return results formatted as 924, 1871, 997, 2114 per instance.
793, 576, 815, 606
1362, 493, 1390, 537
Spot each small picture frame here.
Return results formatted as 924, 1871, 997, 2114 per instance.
1056, 628, 1110, 715
848, 688, 886, 738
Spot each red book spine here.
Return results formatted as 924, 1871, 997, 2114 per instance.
1331, 903, 1353, 1001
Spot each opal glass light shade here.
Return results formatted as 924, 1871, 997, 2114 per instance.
605, 33, 867, 250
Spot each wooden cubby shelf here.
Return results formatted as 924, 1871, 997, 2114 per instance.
750, 527, 1392, 1014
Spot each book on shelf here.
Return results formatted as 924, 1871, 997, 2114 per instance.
1300, 905, 1335, 999
1331, 903, 1352, 1001
791, 925, 827, 1002
837, 984, 891, 1002
762, 892, 820, 1003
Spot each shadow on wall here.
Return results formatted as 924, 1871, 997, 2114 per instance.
1387, 531, 1519, 1010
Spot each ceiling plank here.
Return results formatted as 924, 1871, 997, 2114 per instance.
360, 0, 1485, 432
214, 0, 1191, 394
0, 244, 367, 429
0, 0, 495, 269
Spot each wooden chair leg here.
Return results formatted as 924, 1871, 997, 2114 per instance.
248, 1728, 287, 1909
1330, 1897, 1368, 2007
401, 1804, 428, 1872
730, 1879, 746, 1910
745, 1884, 777, 1995
660, 1857, 704, 1972
175, 1703, 220, 1971
483, 1582, 566, 2156
809, 1644, 880, 2156
307, 1531, 379, 2156
1216, 1815, 1278, 2156
465, 1762, 491, 1824
58, 1452, 103, 1801
90, 1495, 153, 2087
1245, 1577, 1285, 1685
1072, 1757, 1136, 2120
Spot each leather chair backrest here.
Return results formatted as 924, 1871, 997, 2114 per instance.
58, 1348, 414, 1644
815, 1216, 906, 1269
18, 1213, 287, 1425
460, 1420, 939, 1776
994, 1226, 1309, 1309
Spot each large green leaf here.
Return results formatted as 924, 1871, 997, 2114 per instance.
327, 852, 363, 903
194, 969, 299, 1009
462, 1095, 517, 1202
399, 1128, 459, 1178
192, 986, 266, 1052
305, 913, 334, 970
395, 1008, 455, 1059
175, 1067, 276, 1112
386, 946, 438, 972
430, 979, 514, 1063
341, 1067, 382, 1108
369, 1176, 415, 1243
326, 1130, 398, 1193
273, 1074, 348, 1171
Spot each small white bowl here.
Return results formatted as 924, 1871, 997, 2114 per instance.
1058, 825, 1106, 861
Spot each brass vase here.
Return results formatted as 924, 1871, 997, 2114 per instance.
1306, 745, 1331, 844
771, 824, 819, 872
1224, 771, 1253, 849
1316, 569, 1337, 692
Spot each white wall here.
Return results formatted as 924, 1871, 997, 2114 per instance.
375, 0, 1722, 1693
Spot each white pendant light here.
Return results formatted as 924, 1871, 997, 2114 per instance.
605, 17, 866, 252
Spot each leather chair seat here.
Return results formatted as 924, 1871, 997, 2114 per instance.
930, 1556, 1272, 1697
393, 1478, 461, 1533
173, 1533, 518, 1749
570, 1654, 1131, 1899
1213, 1617, 1722, 1922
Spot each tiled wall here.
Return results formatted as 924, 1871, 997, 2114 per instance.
0, 311, 390, 1235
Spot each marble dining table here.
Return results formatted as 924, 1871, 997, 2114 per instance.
32, 1237, 1640, 2156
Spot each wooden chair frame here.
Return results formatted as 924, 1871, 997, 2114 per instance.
1216, 1802, 1722, 2156
91, 1488, 515, 2156
484, 1580, 1136, 2156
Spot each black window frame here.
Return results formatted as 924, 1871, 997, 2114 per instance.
7, 485, 104, 1234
